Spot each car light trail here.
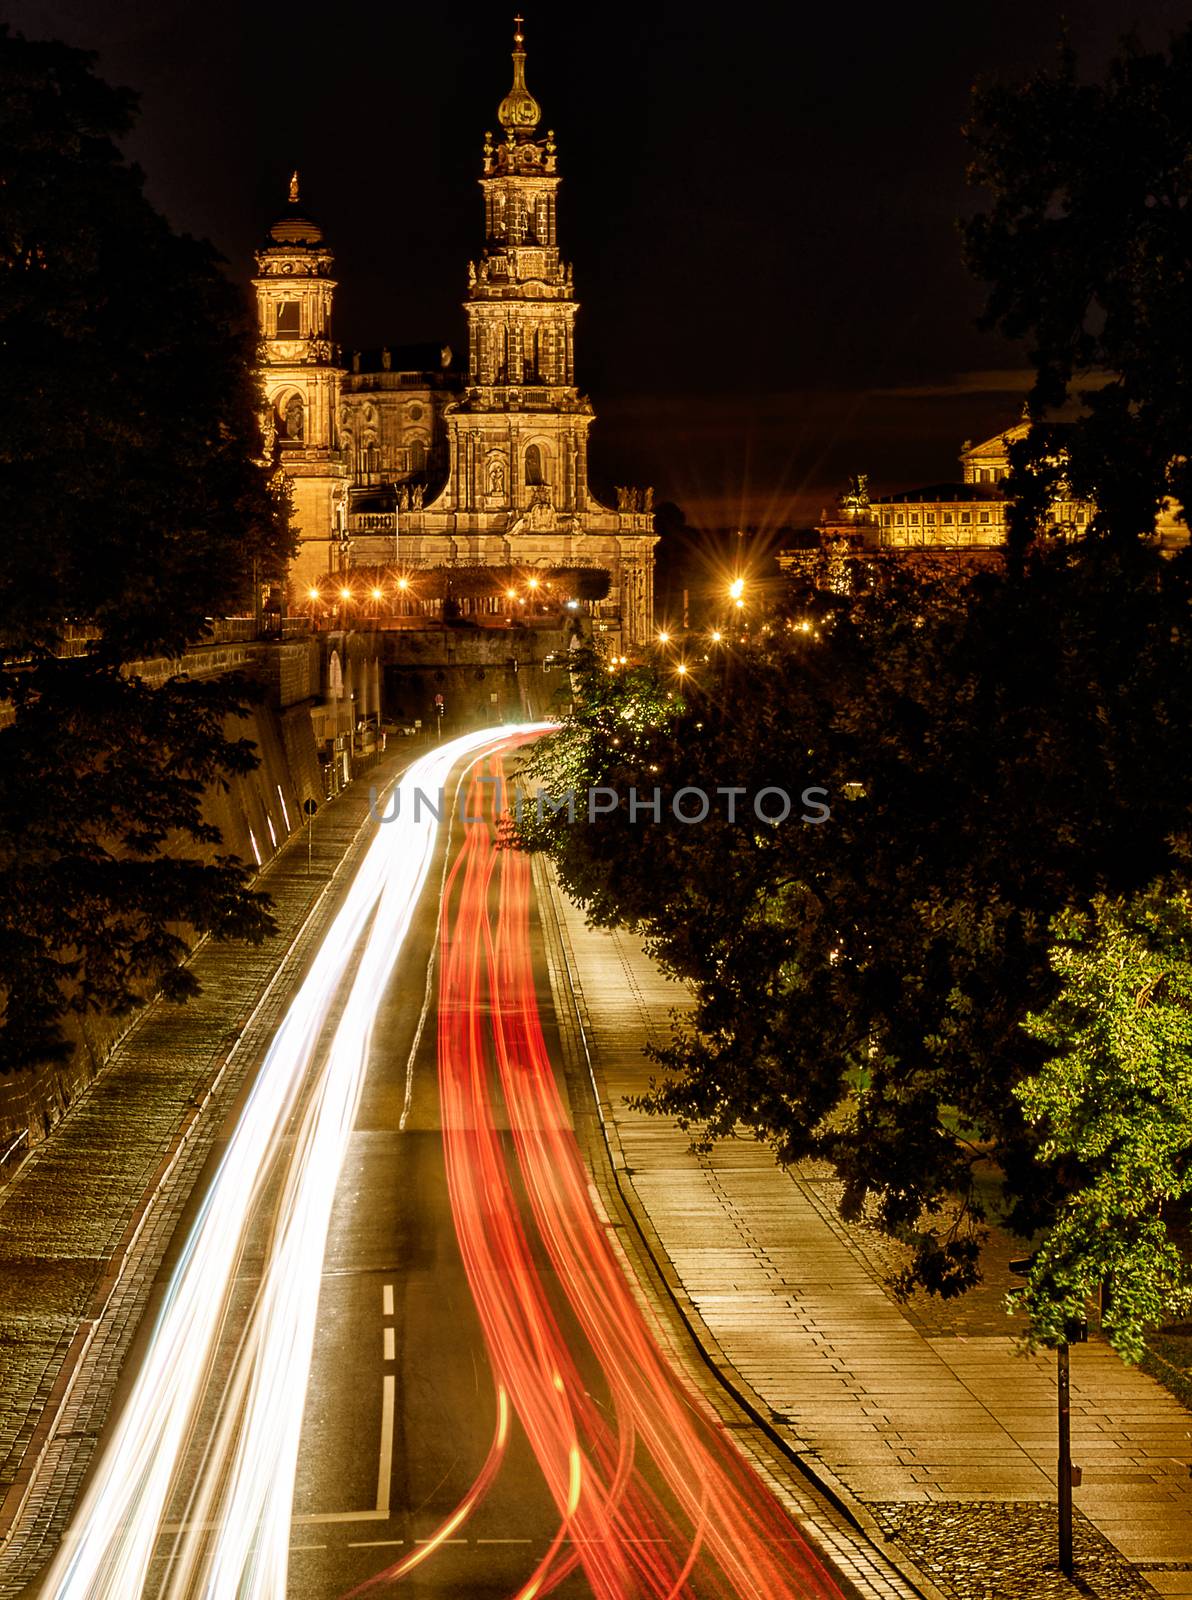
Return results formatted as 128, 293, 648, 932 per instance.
421, 755, 848, 1599
37, 726, 547, 1600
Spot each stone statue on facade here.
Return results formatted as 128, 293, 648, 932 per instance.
411, 482, 424, 510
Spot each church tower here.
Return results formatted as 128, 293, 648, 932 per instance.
253, 175, 348, 592
433, 19, 595, 520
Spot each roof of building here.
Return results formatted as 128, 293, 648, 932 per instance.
874, 481, 1007, 505
348, 343, 458, 376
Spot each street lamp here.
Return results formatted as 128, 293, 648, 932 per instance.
658, 630, 670, 646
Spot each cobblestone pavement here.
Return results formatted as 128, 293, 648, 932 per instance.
0, 749, 410, 1594
870, 1504, 1154, 1600
538, 862, 1192, 1600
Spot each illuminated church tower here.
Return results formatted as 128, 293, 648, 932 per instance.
252, 175, 348, 591
435, 17, 592, 517
254, 22, 656, 647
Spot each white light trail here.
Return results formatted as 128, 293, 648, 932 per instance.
38, 725, 547, 1600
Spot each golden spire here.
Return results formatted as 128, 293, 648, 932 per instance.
288, 170, 300, 204
498, 14, 541, 138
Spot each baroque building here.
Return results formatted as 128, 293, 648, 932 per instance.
254, 20, 656, 651
868, 419, 1185, 554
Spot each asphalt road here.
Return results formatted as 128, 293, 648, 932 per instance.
287, 750, 848, 1600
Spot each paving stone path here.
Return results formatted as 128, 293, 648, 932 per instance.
540, 863, 1192, 1600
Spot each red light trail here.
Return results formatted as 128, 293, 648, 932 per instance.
353, 747, 846, 1597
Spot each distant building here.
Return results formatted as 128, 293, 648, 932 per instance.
868, 419, 1185, 554
253, 21, 657, 650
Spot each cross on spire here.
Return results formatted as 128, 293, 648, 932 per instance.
513, 13, 524, 45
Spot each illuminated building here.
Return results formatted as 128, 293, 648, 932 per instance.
254, 21, 657, 649
870, 419, 1186, 553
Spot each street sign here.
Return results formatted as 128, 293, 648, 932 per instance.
434, 693, 444, 705
303, 798, 318, 817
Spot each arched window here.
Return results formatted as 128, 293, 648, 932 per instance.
408, 435, 428, 474
282, 393, 304, 442
276, 301, 300, 336
525, 444, 544, 485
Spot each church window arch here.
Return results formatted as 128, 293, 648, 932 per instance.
280, 392, 304, 442
525, 443, 545, 486
408, 434, 429, 474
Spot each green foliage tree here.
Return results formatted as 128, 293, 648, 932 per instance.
1014, 887, 1192, 1361
0, 29, 293, 1073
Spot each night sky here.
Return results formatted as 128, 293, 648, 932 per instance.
5, 0, 1189, 530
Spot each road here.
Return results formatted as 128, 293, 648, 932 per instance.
31, 731, 853, 1600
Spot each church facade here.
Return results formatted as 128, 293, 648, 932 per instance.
252, 21, 656, 652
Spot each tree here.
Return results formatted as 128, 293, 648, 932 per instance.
963, 28, 1192, 554
518, 536, 1192, 1295
0, 29, 293, 1072
1014, 886, 1192, 1362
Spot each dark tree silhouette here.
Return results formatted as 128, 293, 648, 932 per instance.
0, 29, 294, 1072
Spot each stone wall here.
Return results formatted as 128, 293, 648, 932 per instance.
0, 642, 335, 1164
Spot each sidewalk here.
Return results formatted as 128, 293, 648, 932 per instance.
540, 863, 1192, 1600
0, 749, 408, 1594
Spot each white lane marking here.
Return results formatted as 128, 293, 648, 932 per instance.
383, 1327, 395, 1362
382, 1283, 394, 1318
293, 1510, 388, 1525
289, 1543, 326, 1551
376, 1374, 395, 1515
348, 1540, 405, 1549
477, 1538, 532, 1544
415, 1538, 467, 1545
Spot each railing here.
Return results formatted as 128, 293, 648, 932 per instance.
349, 513, 397, 533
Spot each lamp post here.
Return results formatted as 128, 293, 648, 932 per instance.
1010, 1257, 1086, 1578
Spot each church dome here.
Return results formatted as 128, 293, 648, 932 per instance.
497, 19, 541, 137
268, 212, 324, 245
265, 172, 325, 246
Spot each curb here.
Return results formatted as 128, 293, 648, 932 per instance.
533, 855, 952, 1600
0, 758, 405, 1555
